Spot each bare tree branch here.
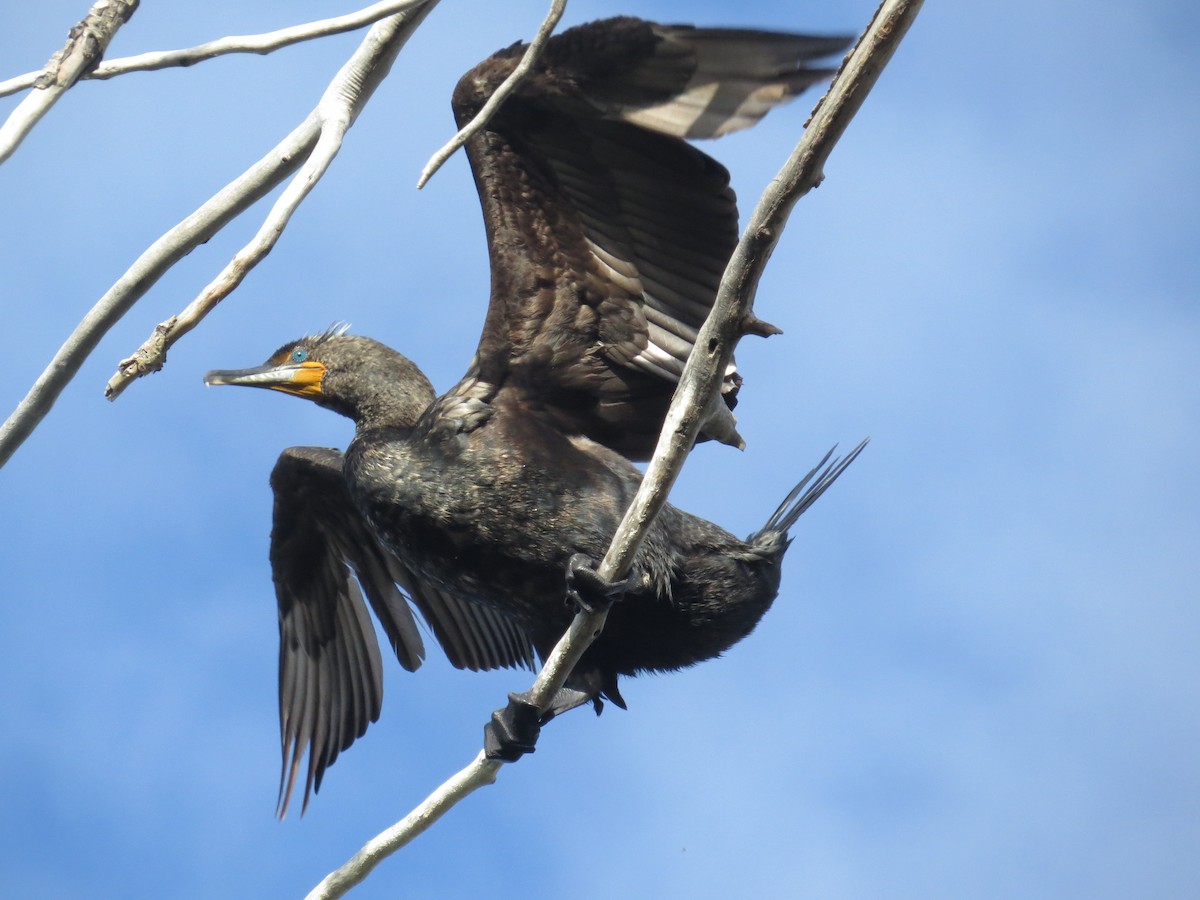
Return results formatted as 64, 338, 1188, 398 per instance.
0, 1, 439, 467
0, 1, 428, 98
0, 0, 138, 165
306, 1, 925, 895
416, 0, 565, 188
102, 3, 439, 400
0, 113, 314, 468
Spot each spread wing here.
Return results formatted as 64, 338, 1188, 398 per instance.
452, 17, 850, 459
269, 446, 534, 816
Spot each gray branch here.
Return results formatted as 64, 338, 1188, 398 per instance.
305, 0, 926, 896
0, 0, 139, 165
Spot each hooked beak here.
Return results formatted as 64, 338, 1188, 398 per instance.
204, 360, 326, 399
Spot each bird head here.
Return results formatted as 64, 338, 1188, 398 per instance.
204, 324, 436, 427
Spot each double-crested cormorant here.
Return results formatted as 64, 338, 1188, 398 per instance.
205, 17, 856, 815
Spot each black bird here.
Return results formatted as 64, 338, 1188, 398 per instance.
205, 17, 856, 816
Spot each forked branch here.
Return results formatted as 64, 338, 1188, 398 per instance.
104, 3, 439, 399
0, 1, 439, 467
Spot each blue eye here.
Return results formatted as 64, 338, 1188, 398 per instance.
292, 347, 308, 363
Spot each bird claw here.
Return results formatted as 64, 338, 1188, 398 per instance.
484, 691, 542, 762
565, 553, 628, 614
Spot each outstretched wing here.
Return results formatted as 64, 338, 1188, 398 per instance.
452, 17, 849, 458
269, 446, 534, 816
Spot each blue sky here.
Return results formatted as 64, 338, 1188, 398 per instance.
1, 1, 1197, 897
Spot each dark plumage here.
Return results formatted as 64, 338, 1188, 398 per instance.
204, 17, 855, 815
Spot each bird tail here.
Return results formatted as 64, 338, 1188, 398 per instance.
757, 438, 869, 538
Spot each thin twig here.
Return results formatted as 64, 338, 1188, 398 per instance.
0, 0, 426, 98
0, 0, 138, 165
416, 0, 566, 188
306, 1, 925, 895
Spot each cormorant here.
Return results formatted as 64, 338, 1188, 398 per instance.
205, 17, 856, 816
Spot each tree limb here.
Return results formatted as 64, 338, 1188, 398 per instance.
416, 0, 565, 188
0, 1, 427, 98
0, 0, 139, 165
305, 1, 925, 895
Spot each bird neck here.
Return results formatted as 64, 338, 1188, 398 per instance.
320, 353, 438, 432
350, 379, 435, 431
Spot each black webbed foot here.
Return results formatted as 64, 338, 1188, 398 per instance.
566, 553, 630, 614
484, 691, 542, 762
